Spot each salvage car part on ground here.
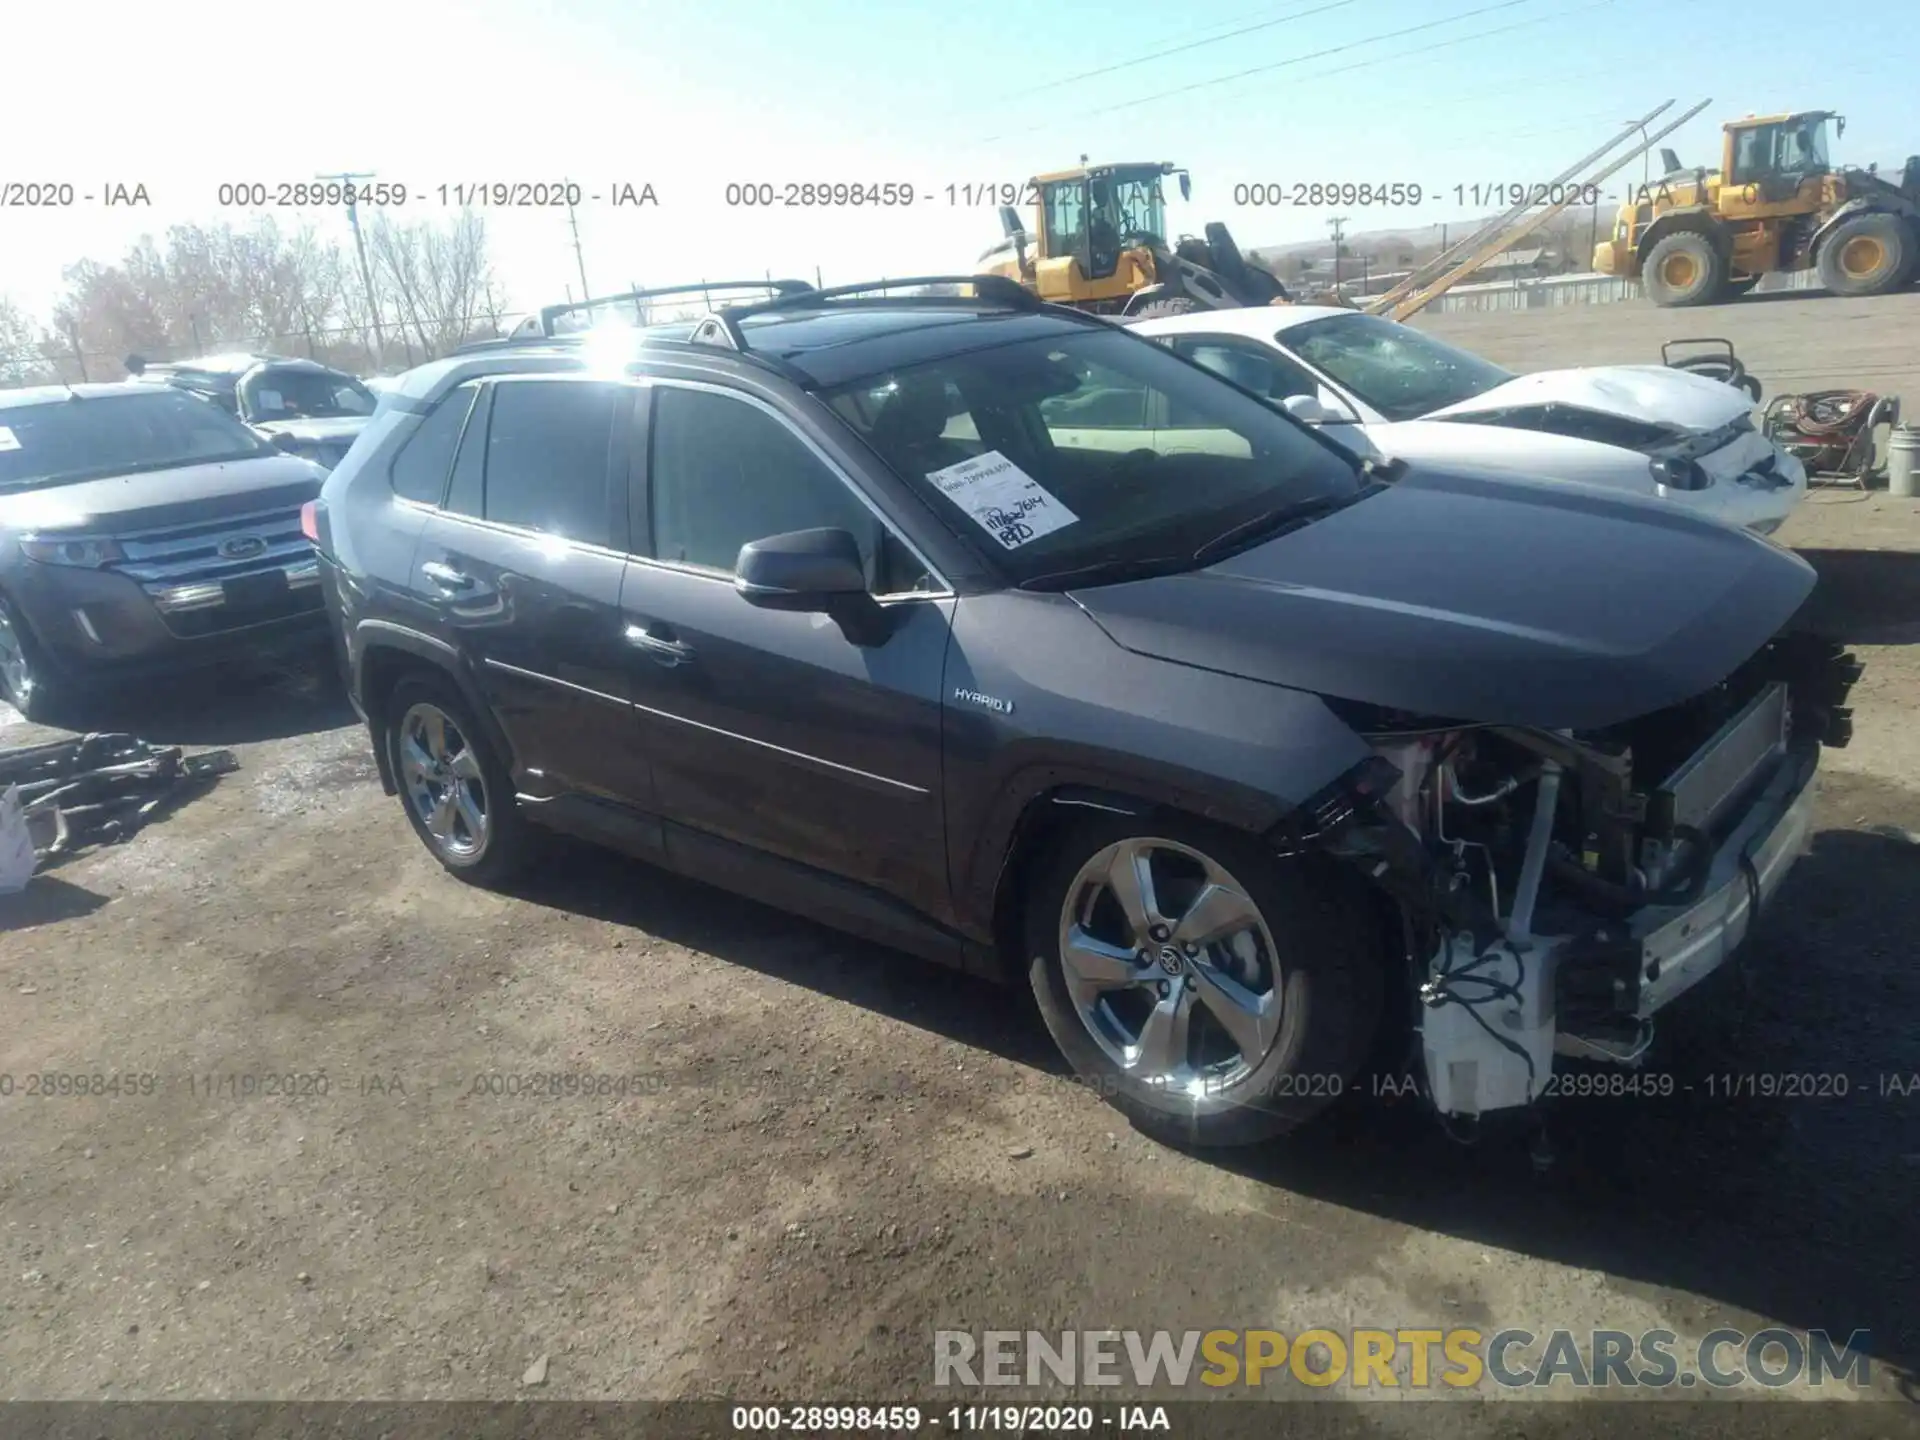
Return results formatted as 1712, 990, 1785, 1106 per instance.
1762, 390, 1902, 488
1661, 337, 1763, 404
0, 732, 238, 864
315, 274, 1857, 1148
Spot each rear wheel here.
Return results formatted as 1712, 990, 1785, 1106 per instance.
1025, 814, 1382, 1147
1642, 231, 1723, 307
1817, 213, 1915, 297
386, 674, 534, 886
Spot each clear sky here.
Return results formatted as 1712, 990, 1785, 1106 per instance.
4, 0, 1914, 328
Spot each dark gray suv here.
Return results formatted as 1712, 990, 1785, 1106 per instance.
311, 277, 1858, 1147
0, 383, 331, 721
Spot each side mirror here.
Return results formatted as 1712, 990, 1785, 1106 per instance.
1283, 394, 1354, 425
997, 204, 1025, 239
268, 430, 301, 452
1177, 171, 1192, 202
735, 527, 891, 645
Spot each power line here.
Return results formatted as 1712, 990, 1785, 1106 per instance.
1014, 0, 1364, 97
981, 0, 1541, 138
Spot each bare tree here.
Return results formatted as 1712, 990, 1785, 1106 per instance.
367, 209, 495, 361
0, 297, 59, 387
39, 214, 492, 377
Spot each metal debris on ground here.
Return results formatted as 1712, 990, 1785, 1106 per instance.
1763, 390, 1903, 488
0, 733, 239, 884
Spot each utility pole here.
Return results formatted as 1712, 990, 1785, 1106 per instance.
1328, 215, 1348, 290
566, 191, 590, 301
318, 171, 385, 367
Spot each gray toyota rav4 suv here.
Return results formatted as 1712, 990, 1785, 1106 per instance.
0, 383, 331, 721
311, 277, 1859, 1147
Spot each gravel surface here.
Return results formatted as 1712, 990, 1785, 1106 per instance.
2, 296, 1918, 1420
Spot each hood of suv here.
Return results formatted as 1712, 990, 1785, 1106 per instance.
0, 453, 326, 536
1422, 364, 1752, 437
1067, 464, 1814, 730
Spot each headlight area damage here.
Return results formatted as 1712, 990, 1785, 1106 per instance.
1286, 631, 1863, 1127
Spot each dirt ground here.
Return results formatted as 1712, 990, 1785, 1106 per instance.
4, 294, 1920, 1427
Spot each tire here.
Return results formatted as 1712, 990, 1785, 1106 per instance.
385, 673, 534, 886
0, 594, 76, 725
1641, 231, 1723, 307
1024, 813, 1383, 1148
1816, 212, 1915, 297
1128, 296, 1202, 319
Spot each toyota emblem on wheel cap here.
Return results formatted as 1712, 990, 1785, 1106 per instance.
218, 535, 268, 560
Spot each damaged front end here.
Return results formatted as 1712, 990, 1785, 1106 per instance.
1299, 631, 1862, 1126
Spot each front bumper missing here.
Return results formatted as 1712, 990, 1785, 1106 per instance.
1629, 748, 1818, 1016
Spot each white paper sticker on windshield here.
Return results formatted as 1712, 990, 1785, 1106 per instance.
0, 427, 19, 452
926, 450, 1077, 550
255, 389, 285, 413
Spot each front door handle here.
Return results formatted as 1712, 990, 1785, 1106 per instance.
421, 560, 477, 593
624, 622, 694, 667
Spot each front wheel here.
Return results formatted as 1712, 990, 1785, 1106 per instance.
1817, 213, 1915, 297
0, 596, 74, 725
1025, 815, 1382, 1147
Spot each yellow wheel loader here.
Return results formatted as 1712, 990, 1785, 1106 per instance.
979, 162, 1291, 317
1593, 110, 1920, 305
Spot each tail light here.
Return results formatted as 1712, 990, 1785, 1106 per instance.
299, 501, 320, 543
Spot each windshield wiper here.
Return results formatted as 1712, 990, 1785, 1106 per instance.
1191, 486, 1377, 564
1017, 553, 1197, 593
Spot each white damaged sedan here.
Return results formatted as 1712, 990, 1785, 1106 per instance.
1130, 306, 1806, 534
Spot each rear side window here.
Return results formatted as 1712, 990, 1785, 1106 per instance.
482, 380, 620, 547
389, 386, 477, 504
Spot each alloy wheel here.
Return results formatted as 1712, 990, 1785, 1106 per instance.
397, 701, 489, 859
1056, 836, 1281, 1097
0, 607, 34, 709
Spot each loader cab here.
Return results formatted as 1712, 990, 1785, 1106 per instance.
1724, 112, 1839, 206
1033, 163, 1188, 293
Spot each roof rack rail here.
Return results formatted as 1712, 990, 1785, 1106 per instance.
537, 279, 814, 337
733, 274, 1039, 316
686, 274, 1043, 352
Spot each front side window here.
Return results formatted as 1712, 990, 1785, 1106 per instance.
1172, 338, 1322, 409
648, 386, 925, 593
481, 380, 619, 547
826, 327, 1360, 585
0, 389, 266, 491
1280, 313, 1511, 422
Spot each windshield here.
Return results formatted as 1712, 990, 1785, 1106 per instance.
0, 390, 269, 490
1096, 173, 1167, 243
240, 366, 378, 420
1281, 313, 1513, 422
825, 328, 1360, 585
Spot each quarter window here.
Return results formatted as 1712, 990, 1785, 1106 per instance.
388, 385, 477, 505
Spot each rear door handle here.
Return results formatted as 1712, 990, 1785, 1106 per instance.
624, 622, 694, 667
421, 560, 477, 593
